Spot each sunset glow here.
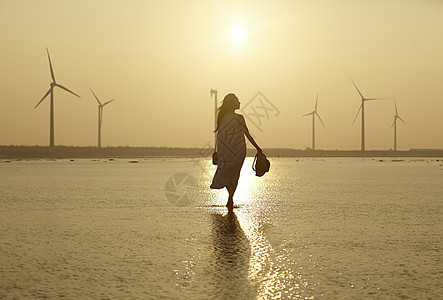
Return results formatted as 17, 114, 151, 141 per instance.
231, 26, 245, 44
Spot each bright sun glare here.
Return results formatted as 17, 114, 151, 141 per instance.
231, 26, 245, 44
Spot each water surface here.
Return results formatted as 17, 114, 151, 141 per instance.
0, 158, 441, 299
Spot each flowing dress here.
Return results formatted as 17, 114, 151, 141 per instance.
210, 113, 246, 189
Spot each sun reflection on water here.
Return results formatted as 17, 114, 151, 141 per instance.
235, 208, 315, 299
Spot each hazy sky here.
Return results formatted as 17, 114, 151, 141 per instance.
1, 0, 442, 150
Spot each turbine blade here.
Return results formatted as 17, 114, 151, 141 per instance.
365, 97, 389, 101
391, 120, 395, 128
398, 116, 406, 124
352, 104, 362, 125
316, 112, 325, 127
350, 77, 365, 99
394, 99, 398, 115
102, 99, 115, 106
303, 112, 314, 117
34, 88, 52, 109
57, 84, 81, 98
46, 48, 56, 83
315, 93, 318, 111
90, 88, 102, 105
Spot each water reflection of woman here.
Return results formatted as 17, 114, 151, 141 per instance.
211, 211, 254, 298
210, 93, 262, 210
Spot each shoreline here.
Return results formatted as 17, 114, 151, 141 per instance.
1, 146, 442, 159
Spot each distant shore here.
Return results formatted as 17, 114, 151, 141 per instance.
1, 145, 442, 159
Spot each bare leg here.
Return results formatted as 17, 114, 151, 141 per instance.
226, 181, 238, 209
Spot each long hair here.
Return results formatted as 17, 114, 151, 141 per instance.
214, 93, 238, 132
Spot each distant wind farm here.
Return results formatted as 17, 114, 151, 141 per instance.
31, 49, 412, 152
33, 49, 117, 149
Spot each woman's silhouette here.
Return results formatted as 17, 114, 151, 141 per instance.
210, 93, 262, 209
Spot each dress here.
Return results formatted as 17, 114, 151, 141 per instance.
210, 113, 246, 189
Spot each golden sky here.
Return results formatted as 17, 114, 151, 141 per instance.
0, 0, 442, 150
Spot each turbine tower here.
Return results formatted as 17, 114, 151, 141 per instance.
210, 88, 218, 148
303, 93, 325, 150
34, 48, 81, 147
392, 99, 405, 151
90, 89, 115, 148
350, 77, 387, 151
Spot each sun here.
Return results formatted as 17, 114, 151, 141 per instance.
231, 26, 245, 44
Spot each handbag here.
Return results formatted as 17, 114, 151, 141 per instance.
212, 152, 218, 165
212, 139, 218, 165
252, 152, 270, 177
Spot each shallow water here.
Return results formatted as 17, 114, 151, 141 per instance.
0, 158, 441, 299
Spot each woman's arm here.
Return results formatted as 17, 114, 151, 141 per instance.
238, 115, 262, 153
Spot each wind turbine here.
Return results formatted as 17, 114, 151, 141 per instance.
350, 77, 388, 151
34, 48, 81, 147
303, 93, 325, 150
90, 89, 115, 148
210, 88, 218, 148
391, 99, 405, 151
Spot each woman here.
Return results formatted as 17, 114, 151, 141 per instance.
210, 93, 262, 209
